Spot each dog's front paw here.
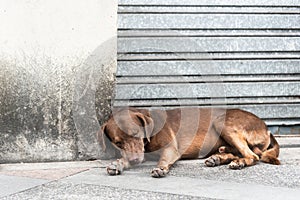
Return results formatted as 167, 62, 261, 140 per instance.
106, 160, 124, 175
228, 160, 245, 170
151, 167, 168, 178
205, 155, 221, 167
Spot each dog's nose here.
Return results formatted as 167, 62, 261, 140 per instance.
129, 158, 140, 165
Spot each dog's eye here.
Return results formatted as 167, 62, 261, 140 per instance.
132, 130, 139, 136
115, 141, 122, 147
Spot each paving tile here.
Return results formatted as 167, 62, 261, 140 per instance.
0, 175, 48, 198
0, 168, 89, 181
2, 182, 213, 200
62, 168, 300, 200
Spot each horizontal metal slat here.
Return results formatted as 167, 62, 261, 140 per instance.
117, 75, 300, 84
119, 6, 300, 14
117, 60, 300, 76
211, 105, 300, 120
114, 97, 300, 107
118, 14, 300, 29
112, 103, 300, 123
118, 53, 300, 61
118, 37, 300, 53
265, 119, 300, 126
118, 30, 300, 37
119, 0, 300, 6
115, 82, 300, 99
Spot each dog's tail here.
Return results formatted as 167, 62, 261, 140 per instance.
260, 132, 280, 165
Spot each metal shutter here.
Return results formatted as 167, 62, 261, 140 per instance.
115, 0, 300, 134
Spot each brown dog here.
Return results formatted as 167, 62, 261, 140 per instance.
97, 107, 280, 178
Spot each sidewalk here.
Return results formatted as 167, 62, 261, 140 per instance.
1, 147, 300, 200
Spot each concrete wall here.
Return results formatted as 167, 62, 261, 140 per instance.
0, 0, 117, 163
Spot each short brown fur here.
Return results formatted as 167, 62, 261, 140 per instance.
97, 108, 280, 178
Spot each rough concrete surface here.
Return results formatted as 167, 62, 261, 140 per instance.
0, 0, 117, 163
0, 148, 299, 200
0, 43, 116, 163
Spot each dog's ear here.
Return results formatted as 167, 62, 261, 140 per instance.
97, 122, 108, 152
136, 113, 154, 143
97, 122, 120, 159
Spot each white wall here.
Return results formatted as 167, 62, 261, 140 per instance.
0, 0, 117, 62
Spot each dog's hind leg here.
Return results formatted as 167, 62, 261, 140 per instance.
220, 134, 260, 169
205, 153, 240, 167
218, 145, 240, 155
213, 124, 260, 169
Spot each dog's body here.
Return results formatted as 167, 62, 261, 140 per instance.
98, 107, 280, 178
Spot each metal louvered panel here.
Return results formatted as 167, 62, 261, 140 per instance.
118, 37, 300, 53
116, 0, 300, 132
119, 14, 300, 29
117, 60, 300, 76
115, 82, 300, 99
119, 0, 300, 6
119, 6, 300, 14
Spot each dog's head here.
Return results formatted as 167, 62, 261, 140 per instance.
98, 108, 154, 165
